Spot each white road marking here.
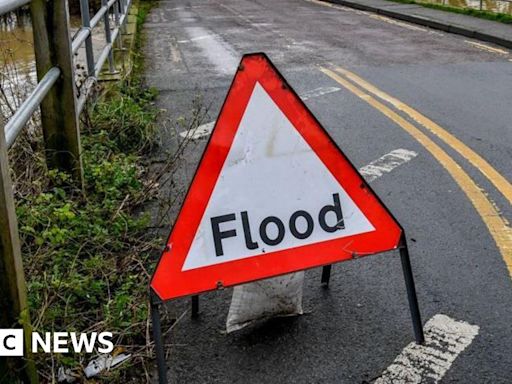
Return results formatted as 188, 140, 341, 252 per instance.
464, 40, 510, 55
181, 121, 215, 140
177, 35, 213, 44
179, 86, 341, 139
306, 0, 355, 12
179, 121, 212, 139
359, 149, 418, 182
369, 14, 428, 32
300, 86, 341, 100
183, 25, 239, 74
167, 5, 211, 11
375, 314, 479, 384
306, 0, 373, 16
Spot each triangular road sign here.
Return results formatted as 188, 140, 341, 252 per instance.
151, 53, 402, 301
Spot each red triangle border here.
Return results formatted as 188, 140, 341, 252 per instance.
151, 53, 402, 301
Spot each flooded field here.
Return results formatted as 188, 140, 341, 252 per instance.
0, 13, 36, 122
0, 11, 103, 122
0, 13, 34, 69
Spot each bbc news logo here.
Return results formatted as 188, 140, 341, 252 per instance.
0, 329, 114, 356
0, 329, 24, 356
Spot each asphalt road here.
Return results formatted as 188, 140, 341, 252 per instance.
143, 1, 512, 382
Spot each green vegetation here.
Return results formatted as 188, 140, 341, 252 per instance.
387, 0, 512, 24
14, 1, 163, 381
90, 84, 159, 153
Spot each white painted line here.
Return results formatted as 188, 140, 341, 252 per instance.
369, 14, 427, 32
300, 86, 341, 100
359, 149, 418, 182
375, 314, 479, 384
177, 35, 213, 44
184, 26, 239, 74
464, 40, 510, 55
179, 87, 341, 139
180, 121, 215, 140
306, 0, 354, 12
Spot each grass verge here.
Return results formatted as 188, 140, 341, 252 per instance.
14, 1, 163, 382
387, 0, 512, 24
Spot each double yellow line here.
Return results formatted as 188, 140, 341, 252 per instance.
320, 65, 512, 277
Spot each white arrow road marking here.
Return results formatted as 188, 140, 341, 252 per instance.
360, 149, 418, 183
375, 314, 479, 384
179, 86, 341, 139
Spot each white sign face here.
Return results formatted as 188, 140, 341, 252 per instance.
182, 83, 375, 271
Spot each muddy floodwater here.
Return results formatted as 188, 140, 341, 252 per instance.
1, 13, 35, 79
0, 14, 34, 70
0, 12, 85, 120
1, 13, 36, 121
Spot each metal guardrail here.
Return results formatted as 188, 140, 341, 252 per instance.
0, 0, 133, 381
0, 0, 29, 15
1, 0, 131, 149
4, 67, 60, 147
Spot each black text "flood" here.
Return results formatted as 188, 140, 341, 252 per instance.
210, 193, 344, 256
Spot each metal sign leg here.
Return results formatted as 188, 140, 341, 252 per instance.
321, 265, 332, 287
399, 239, 425, 344
150, 294, 168, 384
191, 295, 199, 318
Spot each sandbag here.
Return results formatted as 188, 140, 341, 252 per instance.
226, 272, 304, 333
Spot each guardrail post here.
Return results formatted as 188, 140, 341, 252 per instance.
0, 130, 39, 383
79, 0, 95, 76
120, 0, 128, 34
30, 0, 84, 188
102, 0, 116, 73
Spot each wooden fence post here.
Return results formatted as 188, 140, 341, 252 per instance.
0, 130, 38, 383
30, 0, 84, 188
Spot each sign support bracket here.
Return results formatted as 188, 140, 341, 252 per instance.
191, 295, 199, 318
150, 239, 424, 384
321, 265, 332, 287
318, 235, 424, 344
148, 53, 425, 381
150, 289, 169, 384
399, 235, 425, 344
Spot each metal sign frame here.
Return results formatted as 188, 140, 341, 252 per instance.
151, 53, 405, 300
149, 53, 424, 384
